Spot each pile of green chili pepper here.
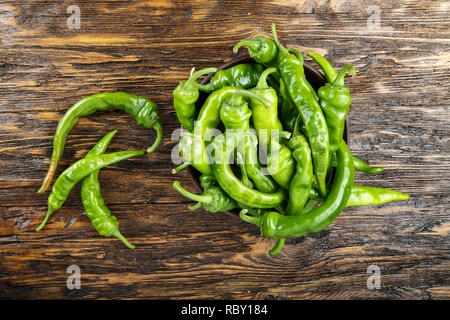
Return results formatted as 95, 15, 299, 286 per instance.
36, 92, 163, 249
172, 24, 409, 255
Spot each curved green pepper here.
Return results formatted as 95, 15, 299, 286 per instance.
194, 87, 268, 140
233, 37, 278, 64
173, 67, 217, 132
210, 63, 263, 90
249, 67, 284, 150
278, 79, 298, 132
331, 154, 384, 174
80, 130, 135, 249
173, 175, 237, 213
220, 91, 278, 193
37, 92, 162, 194
177, 131, 212, 175
240, 140, 354, 239
308, 184, 409, 207
36, 149, 145, 231
267, 131, 295, 190
270, 25, 330, 197
286, 134, 313, 215
210, 134, 285, 208
308, 53, 356, 154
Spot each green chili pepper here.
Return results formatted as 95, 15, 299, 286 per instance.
278, 79, 298, 132
240, 140, 354, 240
210, 63, 264, 90
219, 93, 253, 131
331, 154, 384, 174
36, 149, 145, 231
270, 25, 330, 197
307, 53, 356, 154
210, 134, 285, 208
286, 134, 314, 215
235, 153, 271, 217
80, 130, 135, 249
173, 176, 237, 213
194, 87, 269, 140
306, 52, 338, 83
37, 92, 162, 194
267, 131, 295, 190
233, 37, 278, 64
173, 67, 217, 132
177, 131, 212, 175
249, 67, 284, 149
219, 92, 278, 193
308, 184, 409, 207
234, 26, 331, 197
177, 89, 269, 175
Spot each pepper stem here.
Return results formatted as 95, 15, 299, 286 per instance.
256, 67, 277, 89
306, 51, 338, 83
269, 238, 285, 255
188, 202, 202, 211
110, 229, 135, 249
184, 67, 217, 92
239, 209, 262, 226
229, 90, 271, 108
271, 24, 289, 56
35, 208, 54, 231
233, 39, 260, 54
287, 48, 304, 63
172, 162, 191, 174
173, 181, 213, 204
332, 65, 356, 87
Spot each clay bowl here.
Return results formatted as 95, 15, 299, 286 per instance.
186, 53, 349, 217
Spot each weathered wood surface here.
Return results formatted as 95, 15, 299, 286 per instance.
0, 0, 448, 299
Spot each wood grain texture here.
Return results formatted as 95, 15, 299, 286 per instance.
0, 0, 448, 299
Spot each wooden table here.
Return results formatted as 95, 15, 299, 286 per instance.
0, 0, 448, 300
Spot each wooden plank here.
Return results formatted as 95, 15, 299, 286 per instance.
0, 0, 448, 299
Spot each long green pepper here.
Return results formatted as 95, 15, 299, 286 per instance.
80, 131, 136, 249
209, 63, 264, 90
240, 140, 354, 239
36, 149, 144, 231
37, 92, 162, 194
173, 67, 217, 132
210, 134, 285, 209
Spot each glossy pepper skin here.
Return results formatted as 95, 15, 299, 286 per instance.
220, 92, 278, 193
194, 87, 268, 140
234, 26, 330, 197
241, 140, 354, 239
178, 131, 212, 175
278, 79, 298, 132
80, 130, 135, 249
270, 25, 330, 198
267, 131, 295, 190
238, 133, 278, 193
36, 149, 145, 231
172, 175, 237, 213
210, 134, 285, 209
308, 184, 409, 207
286, 134, 314, 215
331, 154, 384, 174
233, 36, 278, 64
249, 67, 284, 150
173, 67, 217, 132
177, 89, 269, 176
308, 52, 356, 154
37, 92, 162, 194
210, 63, 263, 90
